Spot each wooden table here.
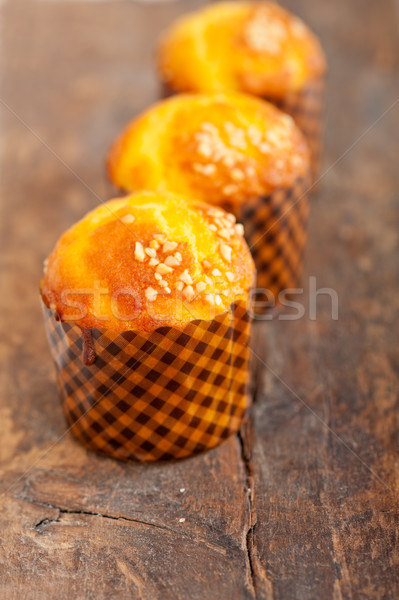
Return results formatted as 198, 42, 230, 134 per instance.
1, 0, 398, 598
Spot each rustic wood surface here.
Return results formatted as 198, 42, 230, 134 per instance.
1, 0, 399, 598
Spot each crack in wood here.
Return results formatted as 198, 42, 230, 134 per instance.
238, 336, 277, 600
238, 427, 276, 600
34, 516, 58, 531
19, 494, 234, 557
238, 428, 257, 599
24, 497, 173, 532
246, 524, 257, 594
239, 328, 263, 599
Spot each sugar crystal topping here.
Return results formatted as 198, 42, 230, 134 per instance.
189, 114, 298, 200
132, 206, 246, 306
243, 8, 288, 55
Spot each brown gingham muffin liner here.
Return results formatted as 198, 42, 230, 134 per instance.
42, 299, 252, 462
222, 176, 310, 311
271, 76, 326, 183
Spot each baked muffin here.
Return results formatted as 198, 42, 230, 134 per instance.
108, 92, 309, 208
107, 93, 310, 303
41, 190, 254, 461
157, 1, 326, 179
42, 189, 254, 332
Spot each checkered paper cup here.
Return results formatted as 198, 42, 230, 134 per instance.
42, 299, 252, 462
221, 176, 310, 312
271, 76, 326, 183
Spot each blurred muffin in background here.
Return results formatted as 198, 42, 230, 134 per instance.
157, 1, 326, 180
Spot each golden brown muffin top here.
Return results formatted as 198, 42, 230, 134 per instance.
107, 93, 310, 206
158, 1, 326, 98
41, 191, 255, 333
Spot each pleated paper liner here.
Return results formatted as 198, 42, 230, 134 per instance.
42, 298, 252, 462
161, 75, 325, 185
221, 176, 310, 313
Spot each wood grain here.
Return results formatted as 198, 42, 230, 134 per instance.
1, 0, 398, 598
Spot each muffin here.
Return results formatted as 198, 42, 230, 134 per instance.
107, 92, 310, 305
157, 1, 326, 180
41, 190, 255, 461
